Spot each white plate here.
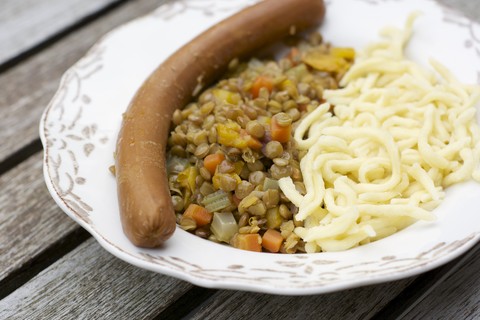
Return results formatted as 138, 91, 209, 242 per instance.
40, 0, 480, 295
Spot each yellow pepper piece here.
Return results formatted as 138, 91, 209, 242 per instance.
177, 166, 198, 193
302, 51, 348, 73
217, 122, 248, 149
217, 122, 240, 145
212, 89, 241, 105
330, 47, 356, 60
232, 139, 248, 149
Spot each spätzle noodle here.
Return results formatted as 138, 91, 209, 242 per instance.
279, 13, 480, 252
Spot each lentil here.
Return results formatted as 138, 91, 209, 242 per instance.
248, 171, 266, 186
238, 213, 250, 227
264, 141, 283, 159
217, 159, 235, 173
263, 189, 280, 209
279, 204, 292, 220
246, 160, 264, 172
194, 143, 210, 158
235, 180, 255, 199
273, 112, 293, 127
245, 120, 265, 138
171, 195, 184, 212
195, 227, 211, 239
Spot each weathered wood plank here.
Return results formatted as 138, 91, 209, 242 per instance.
0, 153, 78, 282
0, 0, 168, 165
368, 242, 480, 320
185, 279, 415, 320
0, 239, 193, 320
400, 243, 480, 320
0, 0, 121, 65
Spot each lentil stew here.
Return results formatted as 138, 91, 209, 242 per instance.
166, 33, 354, 253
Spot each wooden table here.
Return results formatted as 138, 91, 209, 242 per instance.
1, 0, 479, 319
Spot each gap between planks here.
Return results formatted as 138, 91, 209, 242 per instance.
370, 242, 480, 320
154, 286, 218, 320
0, 0, 172, 169
0, 239, 194, 319
0, 227, 90, 300
0, 139, 42, 176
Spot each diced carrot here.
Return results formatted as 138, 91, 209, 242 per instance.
183, 204, 213, 227
204, 153, 225, 175
251, 76, 274, 99
232, 234, 262, 252
270, 116, 291, 143
262, 229, 283, 253
240, 129, 263, 150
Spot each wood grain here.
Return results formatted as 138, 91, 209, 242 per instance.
401, 244, 480, 320
0, 0, 121, 65
0, 0, 168, 165
0, 239, 193, 320
186, 278, 415, 320
0, 153, 78, 282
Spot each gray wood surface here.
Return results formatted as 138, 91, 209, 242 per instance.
0, 236, 416, 320
402, 244, 480, 320
188, 278, 415, 320
0, 0, 120, 64
0, 0, 168, 164
0, 239, 193, 320
0, 153, 77, 281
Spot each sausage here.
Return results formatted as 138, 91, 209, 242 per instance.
115, 0, 326, 248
